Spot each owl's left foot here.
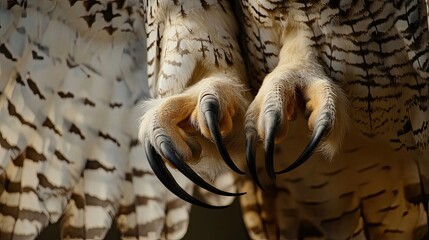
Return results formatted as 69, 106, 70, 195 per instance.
245, 70, 349, 187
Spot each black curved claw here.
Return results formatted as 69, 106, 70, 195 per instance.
264, 112, 280, 180
202, 99, 245, 175
159, 142, 244, 197
246, 129, 264, 190
276, 125, 328, 174
145, 141, 227, 209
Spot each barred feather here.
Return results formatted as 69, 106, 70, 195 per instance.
0, 1, 192, 239
237, 0, 429, 239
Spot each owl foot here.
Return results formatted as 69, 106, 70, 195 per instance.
245, 71, 348, 188
140, 78, 249, 208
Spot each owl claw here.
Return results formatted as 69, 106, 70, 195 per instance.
145, 136, 243, 199
245, 129, 264, 190
276, 125, 328, 174
264, 112, 280, 180
145, 141, 228, 209
201, 97, 245, 175
244, 111, 279, 188
159, 141, 244, 197
145, 140, 239, 208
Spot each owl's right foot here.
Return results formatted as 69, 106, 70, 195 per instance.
140, 77, 249, 208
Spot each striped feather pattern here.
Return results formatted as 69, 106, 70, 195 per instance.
237, 0, 429, 239
0, 1, 193, 239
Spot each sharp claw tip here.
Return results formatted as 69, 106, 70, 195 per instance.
236, 191, 247, 196
203, 109, 244, 175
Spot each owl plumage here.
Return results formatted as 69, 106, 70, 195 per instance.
236, 0, 429, 239
1, 0, 429, 240
0, 1, 192, 239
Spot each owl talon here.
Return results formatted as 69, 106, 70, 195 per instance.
160, 141, 244, 197
246, 128, 264, 190
276, 125, 328, 174
264, 112, 280, 180
146, 137, 243, 198
145, 141, 228, 209
201, 97, 245, 175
